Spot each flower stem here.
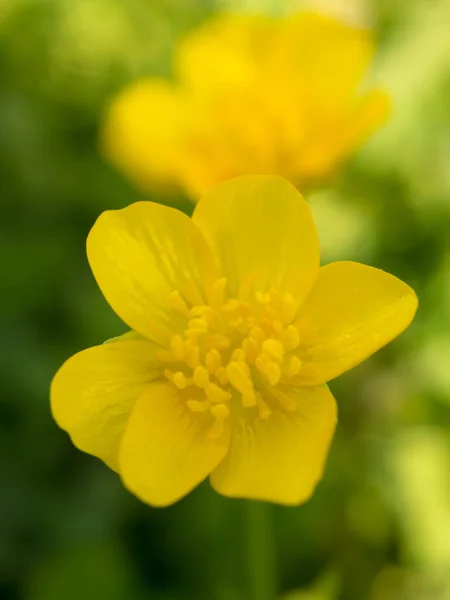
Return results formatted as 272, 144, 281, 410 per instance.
245, 501, 277, 600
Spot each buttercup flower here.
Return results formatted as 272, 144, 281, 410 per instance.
102, 12, 389, 199
51, 176, 417, 507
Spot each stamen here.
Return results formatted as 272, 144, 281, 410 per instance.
169, 290, 191, 317
211, 277, 227, 308
283, 325, 300, 350
170, 335, 185, 359
205, 349, 222, 374
193, 366, 210, 388
172, 371, 190, 390
286, 356, 302, 377
282, 294, 296, 322
226, 361, 253, 394
209, 334, 231, 350
184, 341, 200, 369
256, 393, 272, 419
186, 317, 209, 336
207, 403, 230, 440
261, 339, 284, 363
205, 383, 232, 404
215, 367, 228, 386
242, 338, 260, 363
255, 353, 281, 386
187, 399, 210, 412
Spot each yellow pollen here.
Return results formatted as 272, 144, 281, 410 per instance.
193, 366, 210, 388
255, 353, 281, 386
226, 361, 254, 394
205, 348, 222, 374
205, 383, 231, 404
187, 399, 210, 412
169, 290, 191, 317
162, 279, 306, 431
283, 325, 300, 350
261, 339, 284, 363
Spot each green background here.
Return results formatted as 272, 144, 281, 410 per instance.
1, 0, 450, 599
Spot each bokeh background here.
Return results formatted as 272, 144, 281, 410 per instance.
1, 0, 450, 599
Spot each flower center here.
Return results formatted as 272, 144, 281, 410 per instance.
160, 278, 314, 440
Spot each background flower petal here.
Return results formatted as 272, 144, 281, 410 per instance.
101, 79, 186, 192
294, 261, 418, 385
210, 385, 337, 505
119, 383, 230, 507
192, 175, 319, 307
50, 340, 160, 470
87, 201, 220, 345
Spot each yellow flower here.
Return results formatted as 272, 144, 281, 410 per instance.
102, 12, 389, 199
51, 176, 416, 507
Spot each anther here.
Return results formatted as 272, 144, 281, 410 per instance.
231, 348, 246, 362
215, 367, 228, 386
184, 341, 200, 369
211, 278, 227, 308
283, 325, 300, 351
187, 399, 210, 412
226, 361, 254, 395
205, 383, 232, 404
209, 334, 231, 350
169, 290, 191, 317
282, 294, 296, 322
255, 291, 271, 304
262, 339, 284, 363
255, 353, 281, 386
170, 335, 185, 359
205, 349, 222, 374
193, 366, 210, 388
286, 356, 302, 377
173, 372, 190, 390
256, 393, 272, 420
242, 338, 260, 363
186, 317, 209, 336
207, 403, 230, 440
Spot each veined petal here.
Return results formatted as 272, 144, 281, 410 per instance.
87, 201, 220, 345
119, 383, 230, 507
210, 386, 337, 505
192, 175, 319, 307
294, 261, 418, 385
101, 79, 185, 191
50, 341, 160, 470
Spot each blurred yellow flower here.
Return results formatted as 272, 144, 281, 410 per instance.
102, 13, 389, 199
51, 176, 416, 507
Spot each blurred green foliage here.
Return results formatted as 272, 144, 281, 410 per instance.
1, 1, 450, 599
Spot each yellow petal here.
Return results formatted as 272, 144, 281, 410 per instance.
192, 175, 319, 307
50, 341, 160, 470
295, 261, 418, 385
87, 201, 220, 345
176, 14, 274, 96
273, 12, 375, 102
104, 330, 145, 343
101, 79, 185, 192
119, 383, 230, 507
210, 386, 337, 505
